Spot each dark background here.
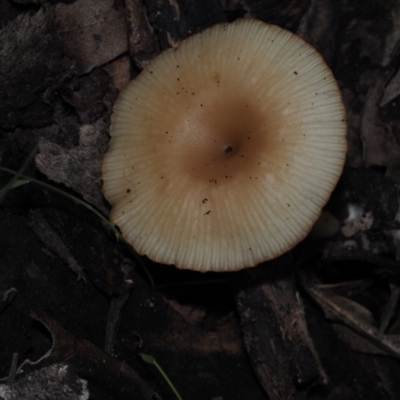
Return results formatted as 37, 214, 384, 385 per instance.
1, 1, 400, 399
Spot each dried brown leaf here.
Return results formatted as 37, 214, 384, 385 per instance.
55, 0, 128, 73
300, 272, 400, 360
360, 71, 400, 182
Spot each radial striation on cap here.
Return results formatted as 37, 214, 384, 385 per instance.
102, 19, 347, 272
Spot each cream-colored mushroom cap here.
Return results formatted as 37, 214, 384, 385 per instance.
102, 19, 347, 272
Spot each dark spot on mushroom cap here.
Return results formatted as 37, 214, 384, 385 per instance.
224, 146, 233, 153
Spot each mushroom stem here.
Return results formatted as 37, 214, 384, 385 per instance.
230, 254, 326, 399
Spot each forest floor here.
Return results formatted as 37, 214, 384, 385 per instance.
1, 1, 400, 399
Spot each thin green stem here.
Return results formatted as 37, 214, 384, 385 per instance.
0, 144, 38, 202
0, 166, 121, 241
140, 353, 183, 400
0, 163, 156, 287
152, 359, 183, 400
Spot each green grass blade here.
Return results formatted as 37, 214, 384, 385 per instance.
0, 166, 121, 241
140, 353, 184, 400
0, 179, 30, 198
0, 144, 38, 202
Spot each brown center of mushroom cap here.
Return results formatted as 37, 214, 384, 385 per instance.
168, 94, 279, 184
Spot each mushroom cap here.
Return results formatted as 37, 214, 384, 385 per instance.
102, 19, 347, 272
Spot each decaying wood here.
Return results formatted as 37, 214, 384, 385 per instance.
124, 0, 159, 68
231, 256, 326, 400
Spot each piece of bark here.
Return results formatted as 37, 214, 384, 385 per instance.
230, 256, 326, 400
125, 0, 159, 68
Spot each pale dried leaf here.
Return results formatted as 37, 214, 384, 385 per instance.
0, 364, 89, 400
35, 119, 109, 214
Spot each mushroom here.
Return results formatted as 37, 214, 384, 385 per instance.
102, 19, 347, 272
